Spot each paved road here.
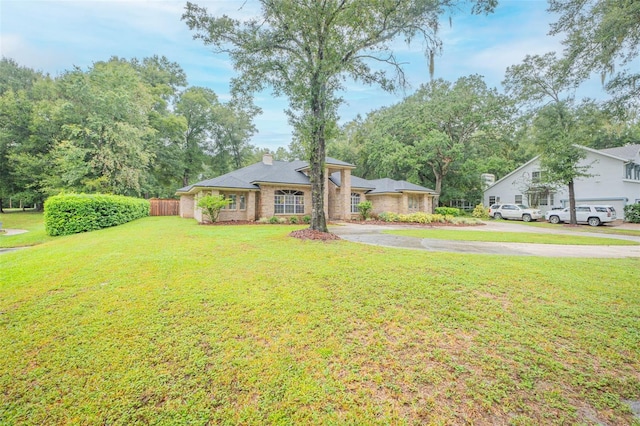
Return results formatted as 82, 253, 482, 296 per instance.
329, 221, 640, 258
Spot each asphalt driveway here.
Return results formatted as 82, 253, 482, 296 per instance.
329, 221, 640, 258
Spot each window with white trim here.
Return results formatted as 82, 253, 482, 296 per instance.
239, 194, 246, 210
351, 193, 361, 213
274, 190, 304, 214
222, 193, 237, 210
515, 195, 523, 204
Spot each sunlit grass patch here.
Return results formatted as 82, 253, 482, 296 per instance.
383, 228, 639, 245
1, 216, 639, 424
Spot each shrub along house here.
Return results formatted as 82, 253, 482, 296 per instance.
176, 154, 437, 222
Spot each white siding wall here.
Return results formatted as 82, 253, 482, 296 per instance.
484, 151, 640, 219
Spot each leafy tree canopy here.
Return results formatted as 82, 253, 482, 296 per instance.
183, 0, 497, 231
549, 0, 640, 108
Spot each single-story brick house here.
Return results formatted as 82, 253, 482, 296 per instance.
176, 154, 437, 222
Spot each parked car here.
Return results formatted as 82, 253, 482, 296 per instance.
488, 204, 501, 218
544, 205, 617, 226
489, 204, 543, 222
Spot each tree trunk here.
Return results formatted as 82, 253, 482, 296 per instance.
309, 75, 329, 233
309, 139, 328, 232
568, 179, 577, 225
433, 174, 442, 213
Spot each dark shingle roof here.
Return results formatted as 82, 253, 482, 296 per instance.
330, 173, 435, 194
329, 172, 375, 190
177, 157, 436, 195
191, 174, 260, 190
177, 158, 311, 193
366, 178, 435, 194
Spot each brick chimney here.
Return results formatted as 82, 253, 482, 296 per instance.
263, 153, 273, 165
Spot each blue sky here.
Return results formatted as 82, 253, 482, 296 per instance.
1, 0, 605, 150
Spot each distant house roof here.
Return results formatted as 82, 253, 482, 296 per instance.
598, 144, 640, 161
177, 156, 435, 195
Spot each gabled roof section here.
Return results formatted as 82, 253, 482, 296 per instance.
176, 158, 311, 194
176, 184, 194, 193
195, 174, 260, 190
598, 144, 640, 161
325, 157, 356, 168
245, 160, 310, 185
177, 156, 436, 196
295, 156, 356, 172
330, 172, 435, 194
367, 178, 436, 194
329, 172, 375, 190
483, 156, 541, 192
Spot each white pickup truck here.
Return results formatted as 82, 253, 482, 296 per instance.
544, 205, 617, 226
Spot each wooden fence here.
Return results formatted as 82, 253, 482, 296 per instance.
149, 198, 180, 216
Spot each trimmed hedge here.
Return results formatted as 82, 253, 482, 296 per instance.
44, 193, 150, 236
624, 203, 640, 223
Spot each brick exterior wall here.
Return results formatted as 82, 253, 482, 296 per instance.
369, 193, 434, 215
369, 194, 401, 215
258, 184, 312, 219
179, 195, 194, 218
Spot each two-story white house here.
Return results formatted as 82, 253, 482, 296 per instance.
483, 144, 640, 219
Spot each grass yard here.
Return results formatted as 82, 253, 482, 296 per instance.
1, 214, 639, 425
0, 212, 55, 248
383, 228, 640, 245
513, 220, 640, 237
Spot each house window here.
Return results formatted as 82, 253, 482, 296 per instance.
489, 196, 500, 205
539, 193, 554, 206
239, 194, 246, 210
627, 163, 640, 180
351, 193, 361, 213
515, 195, 523, 204
408, 195, 420, 209
223, 194, 237, 210
532, 171, 541, 183
274, 190, 304, 214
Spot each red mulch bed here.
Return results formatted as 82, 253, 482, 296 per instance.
289, 228, 341, 241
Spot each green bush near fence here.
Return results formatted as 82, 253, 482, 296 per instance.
44, 193, 150, 236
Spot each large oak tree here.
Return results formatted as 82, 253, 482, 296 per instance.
183, 0, 496, 232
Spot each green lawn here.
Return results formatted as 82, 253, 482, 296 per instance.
0, 211, 55, 248
512, 220, 640, 237
1, 214, 639, 425
383, 228, 640, 245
